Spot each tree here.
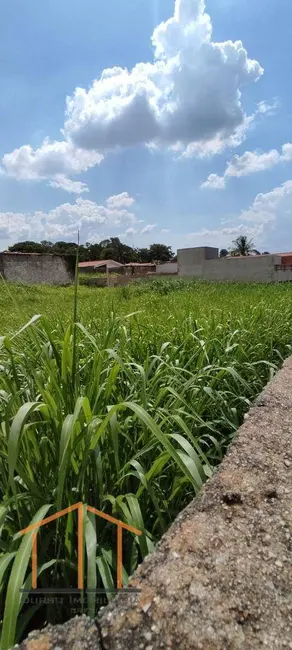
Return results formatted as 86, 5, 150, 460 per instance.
99, 237, 137, 263
100, 246, 116, 261
40, 240, 53, 250
137, 248, 151, 263
230, 236, 254, 257
219, 248, 228, 258
7, 237, 175, 265
148, 243, 174, 263
86, 243, 102, 261
52, 242, 78, 256
9, 241, 44, 253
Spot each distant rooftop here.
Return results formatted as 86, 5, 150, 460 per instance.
124, 262, 156, 267
78, 259, 123, 268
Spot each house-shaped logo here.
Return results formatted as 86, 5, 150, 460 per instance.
19, 502, 142, 591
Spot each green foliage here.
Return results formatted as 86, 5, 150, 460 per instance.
148, 243, 174, 263
230, 235, 254, 257
1, 278, 292, 645
8, 238, 174, 265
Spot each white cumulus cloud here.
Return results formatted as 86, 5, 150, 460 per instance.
64, 0, 262, 154
48, 175, 89, 194
106, 192, 135, 209
141, 224, 156, 234
201, 142, 292, 189
2, 0, 263, 190
0, 193, 137, 246
2, 140, 102, 192
181, 178, 292, 253
186, 223, 265, 250
240, 180, 292, 223
201, 173, 226, 189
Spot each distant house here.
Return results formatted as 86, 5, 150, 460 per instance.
275, 252, 292, 265
123, 262, 156, 275
78, 260, 123, 274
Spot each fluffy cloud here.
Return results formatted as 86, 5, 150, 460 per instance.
0, 212, 31, 241
201, 173, 225, 189
282, 143, 292, 161
188, 180, 292, 251
0, 193, 137, 245
189, 224, 264, 238
2, 140, 102, 192
257, 99, 279, 116
240, 180, 292, 223
64, 0, 262, 154
180, 113, 257, 159
201, 142, 292, 189
2, 0, 263, 191
106, 192, 135, 209
141, 224, 156, 234
48, 175, 89, 194
123, 227, 137, 236
186, 223, 264, 251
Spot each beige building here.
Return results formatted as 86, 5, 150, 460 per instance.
177, 247, 292, 283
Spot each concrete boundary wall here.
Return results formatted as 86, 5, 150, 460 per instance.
0, 253, 74, 285
178, 247, 292, 282
203, 255, 278, 282
156, 262, 178, 275
14, 358, 292, 649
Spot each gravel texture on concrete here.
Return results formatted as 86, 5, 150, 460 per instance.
12, 358, 292, 649
12, 615, 101, 650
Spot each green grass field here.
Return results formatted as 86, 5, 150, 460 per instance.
1, 277, 292, 647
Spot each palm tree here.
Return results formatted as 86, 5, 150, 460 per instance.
230, 235, 254, 257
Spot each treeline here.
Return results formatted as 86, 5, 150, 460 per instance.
8, 238, 176, 264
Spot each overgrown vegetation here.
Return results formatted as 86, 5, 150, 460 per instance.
0, 278, 292, 648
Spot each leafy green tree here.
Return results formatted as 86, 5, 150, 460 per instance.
230, 236, 254, 257
148, 243, 174, 263
8, 241, 44, 253
8, 237, 175, 265
86, 243, 101, 261
137, 248, 151, 263
40, 240, 53, 251
219, 248, 228, 258
99, 237, 137, 263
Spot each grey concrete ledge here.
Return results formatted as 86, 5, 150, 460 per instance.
14, 358, 292, 649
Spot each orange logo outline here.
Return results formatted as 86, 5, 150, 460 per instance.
19, 502, 142, 590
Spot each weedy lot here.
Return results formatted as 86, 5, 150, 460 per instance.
1, 277, 292, 648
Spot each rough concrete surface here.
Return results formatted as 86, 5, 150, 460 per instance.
1, 253, 73, 285
12, 358, 292, 649
177, 247, 292, 282
12, 616, 101, 650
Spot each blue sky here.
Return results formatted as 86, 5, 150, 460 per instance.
0, 0, 291, 253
